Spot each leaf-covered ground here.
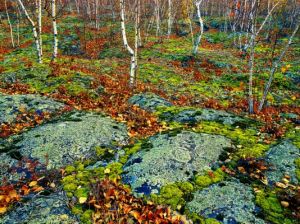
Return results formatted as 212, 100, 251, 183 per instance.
0, 16, 299, 224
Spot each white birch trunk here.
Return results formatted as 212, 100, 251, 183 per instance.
167, 0, 172, 37
193, 0, 204, 55
120, 0, 136, 87
258, 23, 299, 111
17, 0, 42, 63
38, 0, 43, 62
52, 0, 58, 59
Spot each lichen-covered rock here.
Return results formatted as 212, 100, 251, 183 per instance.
0, 192, 79, 224
265, 141, 299, 184
160, 108, 246, 126
15, 112, 128, 169
128, 93, 172, 112
187, 179, 265, 224
0, 153, 18, 183
0, 94, 65, 124
123, 131, 232, 195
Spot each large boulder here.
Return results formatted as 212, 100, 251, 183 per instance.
187, 179, 265, 224
128, 93, 172, 112
0, 192, 78, 224
265, 141, 299, 184
123, 131, 232, 195
13, 112, 128, 169
0, 94, 65, 124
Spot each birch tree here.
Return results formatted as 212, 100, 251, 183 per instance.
16, 0, 43, 63
120, 0, 139, 87
192, 0, 204, 55
258, 20, 299, 111
247, 0, 280, 113
51, 0, 58, 59
167, 0, 172, 37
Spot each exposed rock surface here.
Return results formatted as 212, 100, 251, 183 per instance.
0, 193, 78, 224
128, 93, 172, 112
0, 153, 18, 183
0, 94, 65, 124
13, 112, 128, 169
265, 140, 299, 184
123, 131, 232, 195
187, 179, 265, 224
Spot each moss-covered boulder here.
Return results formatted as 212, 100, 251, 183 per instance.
265, 141, 299, 184
0, 94, 65, 124
128, 93, 172, 112
187, 179, 265, 224
122, 131, 232, 195
0, 192, 78, 224
14, 112, 128, 169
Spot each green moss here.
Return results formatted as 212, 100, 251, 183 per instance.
194, 169, 225, 189
80, 209, 93, 224
205, 218, 221, 224
75, 187, 89, 198
65, 165, 76, 174
63, 183, 78, 192
195, 121, 269, 158
94, 146, 114, 161
195, 175, 213, 188
255, 189, 294, 224
151, 184, 185, 210
71, 205, 83, 215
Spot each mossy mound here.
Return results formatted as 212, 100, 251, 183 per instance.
187, 179, 265, 224
265, 141, 299, 184
122, 131, 232, 196
0, 192, 78, 224
13, 112, 128, 169
0, 94, 65, 124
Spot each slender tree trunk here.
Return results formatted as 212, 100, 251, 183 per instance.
120, 0, 136, 87
167, 0, 172, 37
38, 0, 43, 63
258, 23, 299, 111
52, 0, 58, 60
193, 0, 204, 55
4, 0, 15, 48
17, 0, 42, 63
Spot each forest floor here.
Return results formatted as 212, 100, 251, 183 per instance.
0, 16, 299, 224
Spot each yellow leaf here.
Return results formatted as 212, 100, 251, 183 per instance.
29, 181, 38, 187
78, 197, 87, 204
0, 207, 7, 214
291, 96, 296, 101
104, 168, 110, 174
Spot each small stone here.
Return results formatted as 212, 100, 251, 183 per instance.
281, 201, 289, 208
275, 182, 288, 189
282, 178, 290, 184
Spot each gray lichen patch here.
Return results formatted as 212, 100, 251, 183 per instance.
128, 93, 172, 112
265, 140, 299, 184
187, 179, 265, 224
123, 131, 232, 195
0, 192, 79, 224
0, 94, 65, 124
0, 153, 19, 183
15, 112, 128, 169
